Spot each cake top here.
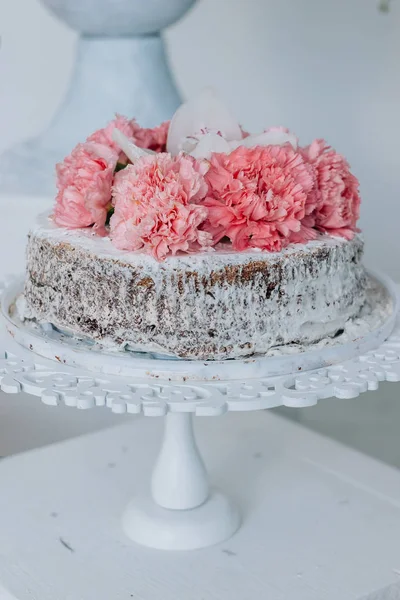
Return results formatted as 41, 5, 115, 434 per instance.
52, 88, 361, 262
34, 211, 358, 273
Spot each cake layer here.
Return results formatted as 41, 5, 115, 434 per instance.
23, 214, 367, 360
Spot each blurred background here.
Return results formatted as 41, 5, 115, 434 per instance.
0, 0, 399, 465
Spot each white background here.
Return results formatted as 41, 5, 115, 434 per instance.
1, 0, 400, 277
0, 0, 400, 457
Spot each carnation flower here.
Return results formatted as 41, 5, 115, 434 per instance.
132, 120, 169, 153
110, 153, 211, 261
288, 215, 318, 244
301, 139, 360, 240
54, 142, 118, 231
87, 114, 137, 154
53, 117, 172, 235
201, 144, 314, 251
88, 115, 169, 160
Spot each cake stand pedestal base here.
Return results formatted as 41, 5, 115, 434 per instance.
122, 411, 240, 550
123, 491, 240, 551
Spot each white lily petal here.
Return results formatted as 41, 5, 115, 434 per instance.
237, 130, 298, 150
180, 137, 199, 154
112, 129, 155, 163
167, 87, 242, 155
189, 133, 231, 159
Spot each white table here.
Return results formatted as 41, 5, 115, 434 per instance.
0, 411, 400, 600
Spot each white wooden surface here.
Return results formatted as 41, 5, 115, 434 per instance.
362, 583, 400, 600
0, 411, 400, 600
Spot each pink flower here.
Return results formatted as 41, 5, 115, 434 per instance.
132, 121, 170, 153
87, 116, 169, 159
288, 156, 319, 244
201, 144, 314, 251
110, 153, 211, 261
54, 142, 118, 231
87, 114, 137, 154
301, 139, 360, 240
289, 215, 318, 244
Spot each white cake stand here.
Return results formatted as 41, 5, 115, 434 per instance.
1, 273, 399, 551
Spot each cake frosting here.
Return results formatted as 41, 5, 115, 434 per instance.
22, 214, 367, 360
20, 89, 367, 361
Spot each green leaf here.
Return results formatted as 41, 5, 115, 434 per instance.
115, 162, 127, 173
106, 207, 114, 225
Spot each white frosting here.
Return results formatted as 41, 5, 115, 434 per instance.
24, 213, 367, 360
265, 276, 392, 356
33, 211, 353, 270
17, 275, 391, 361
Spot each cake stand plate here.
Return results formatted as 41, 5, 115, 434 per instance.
3, 270, 397, 382
0, 274, 399, 550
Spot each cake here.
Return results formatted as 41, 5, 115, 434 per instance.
21, 89, 367, 360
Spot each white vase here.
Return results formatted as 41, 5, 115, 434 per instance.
0, 0, 196, 195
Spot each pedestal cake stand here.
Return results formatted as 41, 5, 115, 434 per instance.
1, 273, 399, 551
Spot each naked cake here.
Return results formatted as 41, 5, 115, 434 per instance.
22, 90, 367, 360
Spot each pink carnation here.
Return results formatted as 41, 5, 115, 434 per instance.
201, 144, 314, 251
132, 120, 170, 153
110, 153, 211, 261
301, 139, 360, 240
288, 158, 319, 244
289, 215, 318, 244
54, 142, 118, 231
87, 116, 169, 158
87, 114, 137, 154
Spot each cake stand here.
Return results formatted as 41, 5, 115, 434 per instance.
1, 272, 399, 551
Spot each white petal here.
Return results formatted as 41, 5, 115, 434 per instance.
180, 137, 199, 154
189, 133, 231, 159
235, 130, 298, 150
167, 87, 242, 155
112, 129, 155, 162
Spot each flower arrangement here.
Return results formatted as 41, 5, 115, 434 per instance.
53, 89, 360, 261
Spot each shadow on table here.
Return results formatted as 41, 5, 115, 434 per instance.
275, 382, 400, 470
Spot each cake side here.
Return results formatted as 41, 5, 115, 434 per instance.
23, 218, 367, 360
